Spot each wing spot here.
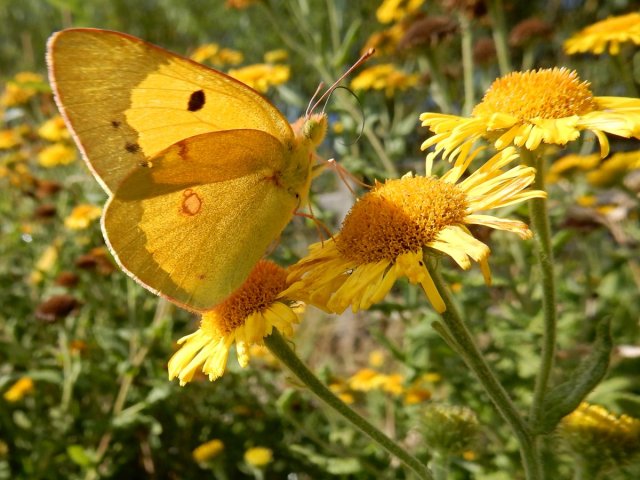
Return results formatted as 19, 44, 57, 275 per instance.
187, 90, 206, 112
111, 120, 121, 128
181, 189, 202, 216
125, 142, 140, 153
139, 161, 153, 168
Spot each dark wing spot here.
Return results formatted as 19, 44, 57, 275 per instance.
139, 161, 153, 168
125, 142, 140, 153
187, 90, 206, 112
181, 189, 202, 216
111, 120, 121, 128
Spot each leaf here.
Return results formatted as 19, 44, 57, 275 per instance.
534, 317, 613, 434
66, 445, 95, 468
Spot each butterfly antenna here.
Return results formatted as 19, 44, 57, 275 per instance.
308, 48, 375, 116
295, 210, 333, 244
306, 82, 325, 118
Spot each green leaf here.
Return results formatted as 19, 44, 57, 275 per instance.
66, 445, 94, 468
535, 318, 613, 434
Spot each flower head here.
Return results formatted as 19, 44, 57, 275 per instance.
190, 43, 243, 66
351, 64, 419, 97
420, 404, 480, 455
38, 115, 70, 142
564, 12, 640, 55
559, 402, 640, 475
3, 377, 34, 402
228, 64, 290, 93
421, 68, 640, 159
38, 143, 76, 168
64, 204, 102, 230
192, 439, 224, 463
286, 146, 544, 314
168, 260, 300, 385
244, 447, 273, 468
376, 0, 425, 24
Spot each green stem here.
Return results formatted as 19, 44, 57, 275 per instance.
611, 53, 639, 97
265, 330, 433, 480
430, 451, 450, 480
521, 148, 557, 431
419, 53, 453, 113
487, 0, 513, 75
427, 263, 542, 480
458, 13, 475, 116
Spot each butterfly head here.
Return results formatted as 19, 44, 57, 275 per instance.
292, 112, 327, 148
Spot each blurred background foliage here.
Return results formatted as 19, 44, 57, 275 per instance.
1, 0, 639, 478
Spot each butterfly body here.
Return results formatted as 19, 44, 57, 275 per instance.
47, 28, 326, 311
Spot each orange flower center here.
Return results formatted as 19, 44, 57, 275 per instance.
202, 260, 287, 336
472, 68, 597, 120
336, 176, 468, 263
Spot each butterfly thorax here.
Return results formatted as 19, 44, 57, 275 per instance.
284, 113, 327, 205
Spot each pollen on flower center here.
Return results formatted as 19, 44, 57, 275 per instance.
336, 176, 468, 263
202, 261, 288, 336
472, 67, 597, 120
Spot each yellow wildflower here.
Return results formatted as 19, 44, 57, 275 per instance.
264, 49, 288, 64
351, 63, 419, 97
64, 204, 102, 230
3, 377, 34, 402
421, 68, 640, 159
564, 12, 640, 55
190, 43, 244, 66
0, 128, 21, 149
376, 0, 425, 24
244, 446, 273, 467
37, 115, 70, 142
228, 64, 290, 93
192, 439, 224, 463
547, 153, 601, 184
168, 260, 301, 385
38, 143, 76, 168
1, 72, 46, 107
587, 150, 640, 187
287, 146, 544, 314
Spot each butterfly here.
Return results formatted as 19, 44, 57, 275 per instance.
46, 28, 328, 312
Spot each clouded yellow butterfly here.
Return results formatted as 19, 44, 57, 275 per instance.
46, 28, 328, 312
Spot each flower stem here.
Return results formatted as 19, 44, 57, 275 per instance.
521, 148, 557, 431
487, 0, 513, 75
427, 263, 542, 480
265, 330, 433, 480
458, 13, 475, 116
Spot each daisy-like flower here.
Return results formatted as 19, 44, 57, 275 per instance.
227, 64, 290, 93
168, 260, 300, 385
64, 204, 101, 230
286, 146, 544, 314
564, 12, 640, 56
420, 68, 640, 160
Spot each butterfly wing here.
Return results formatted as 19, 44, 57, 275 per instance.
46, 28, 294, 193
104, 129, 298, 311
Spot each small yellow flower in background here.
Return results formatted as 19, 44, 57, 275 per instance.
3, 377, 34, 402
351, 64, 419, 97
0, 129, 21, 149
564, 12, 640, 55
362, 22, 407, 56
168, 260, 301, 385
225, 0, 261, 9
587, 150, 640, 187
368, 349, 385, 367
190, 43, 244, 66
349, 368, 388, 391
244, 446, 273, 468
376, 0, 425, 24
381, 373, 404, 395
64, 204, 102, 230
423, 372, 442, 383
328, 379, 356, 405
421, 68, 640, 159
546, 153, 601, 184
192, 439, 224, 463
38, 143, 76, 168
403, 383, 432, 405
264, 49, 288, 64
559, 402, 640, 474
228, 64, 290, 93
37, 115, 70, 142
30, 241, 60, 284
286, 146, 544, 314
1, 72, 46, 107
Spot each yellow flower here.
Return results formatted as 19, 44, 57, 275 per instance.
64, 204, 102, 230
192, 439, 224, 463
381, 373, 404, 395
361, 22, 407, 56
546, 152, 601, 184
168, 260, 300, 385
37, 115, 70, 142
190, 43, 244, 66
328, 379, 356, 405
587, 150, 640, 187
244, 446, 273, 468
421, 68, 640, 159
1, 72, 46, 107
348, 368, 388, 391
3, 377, 34, 402
564, 12, 640, 55
264, 49, 288, 64
0, 128, 21, 149
286, 146, 544, 314
351, 64, 419, 97
559, 402, 640, 474
37, 143, 76, 168
403, 384, 432, 405
225, 0, 261, 8
376, 0, 425, 24
368, 349, 385, 367
228, 64, 290, 93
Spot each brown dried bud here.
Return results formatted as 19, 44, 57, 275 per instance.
509, 18, 553, 47
399, 16, 458, 50
35, 294, 80, 323
34, 204, 57, 219
55, 271, 80, 288
35, 179, 62, 199
473, 37, 496, 65
441, 0, 487, 19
